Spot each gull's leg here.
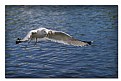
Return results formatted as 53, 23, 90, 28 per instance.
23, 38, 32, 48
27, 36, 32, 44
28, 38, 32, 44
34, 38, 37, 46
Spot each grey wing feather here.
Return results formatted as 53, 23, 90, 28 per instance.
46, 31, 89, 46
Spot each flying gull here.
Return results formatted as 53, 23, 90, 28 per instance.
16, 28, 92, 46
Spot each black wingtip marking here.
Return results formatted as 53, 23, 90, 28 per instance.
86, 41, 92, 45
83, 41, 93, 45
16, 38, 22, 44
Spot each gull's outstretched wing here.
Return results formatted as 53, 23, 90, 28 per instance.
46, 31, 91, 46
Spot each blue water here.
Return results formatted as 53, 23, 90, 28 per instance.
5, 5, 118, 78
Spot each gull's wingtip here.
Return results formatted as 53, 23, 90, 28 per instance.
82, 41, 93, 45
87, 41, 93, 45
16, 38, 22, 44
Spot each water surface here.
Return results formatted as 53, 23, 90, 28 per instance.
5, 5, 118, 78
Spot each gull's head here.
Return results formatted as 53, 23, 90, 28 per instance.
37, 28, 50, 34
40, 29, 48, 36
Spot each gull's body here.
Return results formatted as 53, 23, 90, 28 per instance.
16, 28, 92, 46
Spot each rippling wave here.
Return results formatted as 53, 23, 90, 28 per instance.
5, 5, 118, 78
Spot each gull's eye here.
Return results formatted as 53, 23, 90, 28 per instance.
42, 30, 46, 34
43, 31, 46, 33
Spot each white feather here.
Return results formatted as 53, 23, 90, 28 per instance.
17, 27, 91, 46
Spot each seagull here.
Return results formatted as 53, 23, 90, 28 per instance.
16, 28, 92, 46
